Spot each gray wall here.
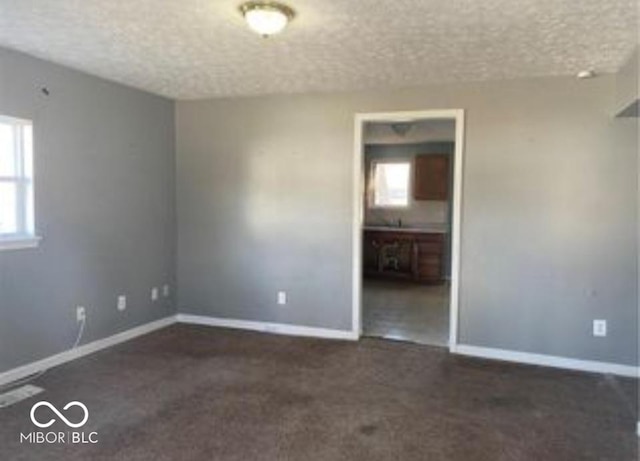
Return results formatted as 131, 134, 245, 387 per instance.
0, 48, 176, 373
176, 75, 638, 366
614, 47, 639, 116
613, 48, 639, 370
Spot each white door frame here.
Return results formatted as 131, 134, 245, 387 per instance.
351, 109, 465, 352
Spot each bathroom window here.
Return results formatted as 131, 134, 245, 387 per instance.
370, 160, 411, 208
0, 115, 39, 250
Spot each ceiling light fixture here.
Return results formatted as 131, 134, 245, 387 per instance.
576, 70, 596, 80
239, 2, 295, 37
391, 123, 414, 137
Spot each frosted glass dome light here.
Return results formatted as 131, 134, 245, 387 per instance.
240, 2, 295, 37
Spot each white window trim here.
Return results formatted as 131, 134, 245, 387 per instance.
0, 235, 41, 251
367, 157, 413, 209
0, 114, 40, 251
0, 115, 32, 125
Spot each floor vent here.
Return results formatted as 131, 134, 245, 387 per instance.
0, 385, 44, 408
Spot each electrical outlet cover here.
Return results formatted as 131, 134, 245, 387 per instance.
593, 319, 607, 337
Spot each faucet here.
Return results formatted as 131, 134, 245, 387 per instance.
397, 218, 402, 228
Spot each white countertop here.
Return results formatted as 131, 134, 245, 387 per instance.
363, 225, 447, 234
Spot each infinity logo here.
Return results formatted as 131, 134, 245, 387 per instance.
30, 401, 89, 428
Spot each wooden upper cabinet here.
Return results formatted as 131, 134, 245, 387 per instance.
413, 154, 449, 201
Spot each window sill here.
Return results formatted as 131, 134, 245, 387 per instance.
369, 205, 411, 210
0, 236, 42, 251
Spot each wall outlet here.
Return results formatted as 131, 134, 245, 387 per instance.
151, 287, 159, 301
277, 291, 287, 305
117, 295, 127, 311
593, 319, 607, 337
162, 284, 170, 297
76, 306, 86, 323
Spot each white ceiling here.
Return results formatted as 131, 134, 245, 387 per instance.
0, 0, 636, 100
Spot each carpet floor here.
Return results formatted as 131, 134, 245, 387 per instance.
0, 324, 637, 461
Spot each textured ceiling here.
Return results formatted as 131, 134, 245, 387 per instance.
0, 0, 637, 99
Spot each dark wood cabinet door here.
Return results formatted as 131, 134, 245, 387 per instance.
362, 232, 379, 274
363, 230, 445, 284
414, 154, 449, 201
415, 234, 444, 283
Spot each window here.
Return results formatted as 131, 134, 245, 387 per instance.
0, 115, 38, 249
370, 160, 411, 207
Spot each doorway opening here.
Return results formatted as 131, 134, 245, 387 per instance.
352, 110, 464, 350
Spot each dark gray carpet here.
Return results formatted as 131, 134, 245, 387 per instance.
0, 324, 637, 460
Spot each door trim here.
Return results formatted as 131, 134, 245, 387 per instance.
352, 109, 466, 351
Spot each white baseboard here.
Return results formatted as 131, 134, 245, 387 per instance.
176, 314, 359, 341
0, 316, 177, 388
452, 344, 639, 378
